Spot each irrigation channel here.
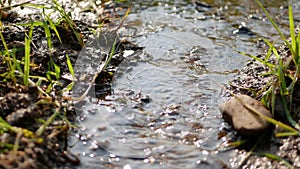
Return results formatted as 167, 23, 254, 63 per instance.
69, 1, 300, 168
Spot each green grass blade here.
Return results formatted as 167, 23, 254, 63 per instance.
0, 142, 14, 151
46, 82, 53, 93
255, 0, 287, 42
280, 94, 299, 129
278, 60, 288, 95
62, 82, 74, 93
103, 38, 118, 70
44, 11, 62, 43
289, 6, 296, 51
28, 75, 48, 81
24, 37, 30, 88
22, 3, 46, 9
9, 50, 17, 83
17, 21, 43, 27
36, 103, 60, 136
288, 6, 299, 65
65, 54, 74, 77
271, 45, 280, 60
43, 21, 52, 49
52, 62, 60, 80
0, 26, 8, 54
0, 21, 13, 75
261, 113, 297, 133
275, 131, 299, 137
23, 25, 34, 88
238, 50, 275, 69
51, 0, 83, 46
271, 84, 276, 116
257, 153, 294, 169
297, 32, 300, 61
263, 39, 273, 61
226, 140, 247, 147
35, 78, 43, 86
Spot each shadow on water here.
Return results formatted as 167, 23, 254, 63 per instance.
70, 0, 300, 168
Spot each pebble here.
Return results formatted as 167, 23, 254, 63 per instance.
219, 94, 272, 136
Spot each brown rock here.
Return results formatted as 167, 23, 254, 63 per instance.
219, 94, 272, 136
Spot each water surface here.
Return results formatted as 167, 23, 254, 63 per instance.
70, 1, 300, 168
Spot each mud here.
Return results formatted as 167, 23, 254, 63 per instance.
0, 0, 131, 168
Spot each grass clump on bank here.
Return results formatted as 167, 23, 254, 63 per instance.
237, 1, 300, 136
231, 1, 300, 168
0, 0, 124, 168
0, 4, 80, 169
251, 0, 300, 136
0, 0, 132, 167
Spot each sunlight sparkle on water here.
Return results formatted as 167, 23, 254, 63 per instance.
123, 164, 132, 169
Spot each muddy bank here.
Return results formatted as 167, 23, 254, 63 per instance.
0, 0, 132, 168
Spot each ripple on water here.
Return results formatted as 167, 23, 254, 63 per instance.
71, 0, 300, 168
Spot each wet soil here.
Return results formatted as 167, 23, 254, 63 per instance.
0, 0, 133, 168
0, 13, 81, 169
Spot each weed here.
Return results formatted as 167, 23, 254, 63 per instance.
239, 1, 300, 134
255, 0, 300, 131
0, 0, 83, 165
0, 0, 129, 167
234, 1, 300, 168
51, 0, 83, 46
0, 20, 13, 81
23, 26, 33, 88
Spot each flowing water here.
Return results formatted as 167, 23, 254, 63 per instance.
70, 1, 300, 168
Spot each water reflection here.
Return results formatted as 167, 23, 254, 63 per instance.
71, 0, 300, 168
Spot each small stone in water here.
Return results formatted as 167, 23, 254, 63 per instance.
219, 94, 272, 136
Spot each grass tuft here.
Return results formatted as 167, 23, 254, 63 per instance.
234, 1, 300, 168
239, 1, 300, 133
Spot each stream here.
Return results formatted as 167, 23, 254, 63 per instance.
69, 1, 300, 168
